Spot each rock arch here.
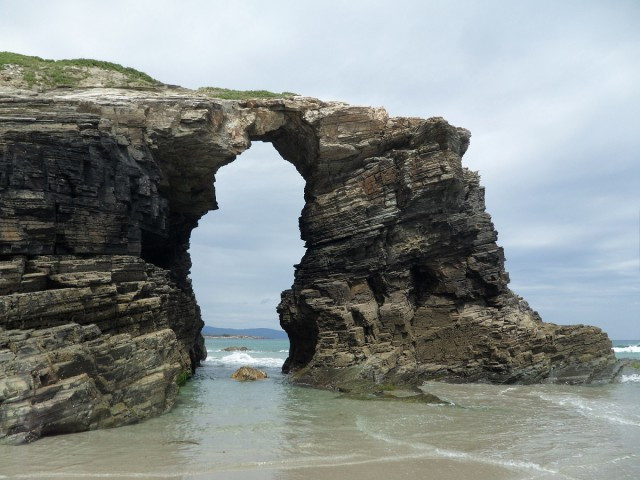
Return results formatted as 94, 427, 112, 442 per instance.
141, 95, 616, 386
0, 88, 618, 443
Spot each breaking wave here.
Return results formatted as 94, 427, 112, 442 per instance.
613, 345, 640, 353
205, 351, 285, 368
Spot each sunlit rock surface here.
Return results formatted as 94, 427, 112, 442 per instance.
0, 81, 619, 442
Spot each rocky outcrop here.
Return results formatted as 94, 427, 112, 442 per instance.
0, 323, 181, 444
0, 79, 619, 442
231, 367, 268, 381
0, 254, 200, 443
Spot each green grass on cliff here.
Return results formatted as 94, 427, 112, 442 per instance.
1, 52, 298, 98
197, 86, 298, 100
0, 51, 160, 88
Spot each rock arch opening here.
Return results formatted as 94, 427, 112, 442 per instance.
189, 141, 305, 335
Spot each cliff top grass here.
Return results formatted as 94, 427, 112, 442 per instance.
196, 86, 298, 100
0, 51, 161, 89
0, 52, 299, 99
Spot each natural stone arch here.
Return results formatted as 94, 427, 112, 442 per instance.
138, 96, 616, 386
0, 88, 618, 443
141, 102, 327, 371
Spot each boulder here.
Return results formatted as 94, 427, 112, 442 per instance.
231, 367, 268, 381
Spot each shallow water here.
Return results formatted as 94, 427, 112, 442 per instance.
1, 338, 639, 479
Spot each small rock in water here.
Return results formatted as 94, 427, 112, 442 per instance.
231, 366, 268, 381
223, 346, 250, 352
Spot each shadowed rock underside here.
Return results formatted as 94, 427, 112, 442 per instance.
0, 82, 619, 443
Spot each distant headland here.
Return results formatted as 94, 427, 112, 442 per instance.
201, 326, 288, 340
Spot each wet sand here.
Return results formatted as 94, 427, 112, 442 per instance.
0, 457, 529, 480
1, 339, 638, 480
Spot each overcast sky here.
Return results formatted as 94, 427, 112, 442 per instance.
1, 0, 638, 338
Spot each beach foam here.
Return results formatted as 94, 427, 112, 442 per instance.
621, 374, 640, 383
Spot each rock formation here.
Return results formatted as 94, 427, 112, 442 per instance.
231, 367, 268, 381
0, 71, 619, 442
222, 346, 250, 352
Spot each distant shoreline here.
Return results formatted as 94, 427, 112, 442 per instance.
201, 326, 288, 340
203, 334, 268, 339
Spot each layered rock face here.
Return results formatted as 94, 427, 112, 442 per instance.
0, 83, 618, 442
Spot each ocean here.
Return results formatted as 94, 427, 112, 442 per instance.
1, 338, 638, 479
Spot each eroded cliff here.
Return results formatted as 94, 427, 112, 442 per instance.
0, 75, 619, 442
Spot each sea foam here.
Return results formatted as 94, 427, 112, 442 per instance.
621, 374, 640, 383
206, 351, 285, 368
612, 345, 640, 353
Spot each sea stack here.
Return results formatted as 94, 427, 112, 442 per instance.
0, 56, 619, 443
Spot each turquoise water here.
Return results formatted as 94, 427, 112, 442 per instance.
0, 338, 639, 479
203, 337, 290, 371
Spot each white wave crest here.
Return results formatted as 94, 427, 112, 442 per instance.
279, 349, 289, 353
354, 416, 557, 474
538, 393, 640, 427
621, 374, 640, 383
612, 345, 640, 353
206, 352, 284, 368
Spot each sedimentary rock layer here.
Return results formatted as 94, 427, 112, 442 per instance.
0, 83, 618, 442
1, 323, 181, 444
